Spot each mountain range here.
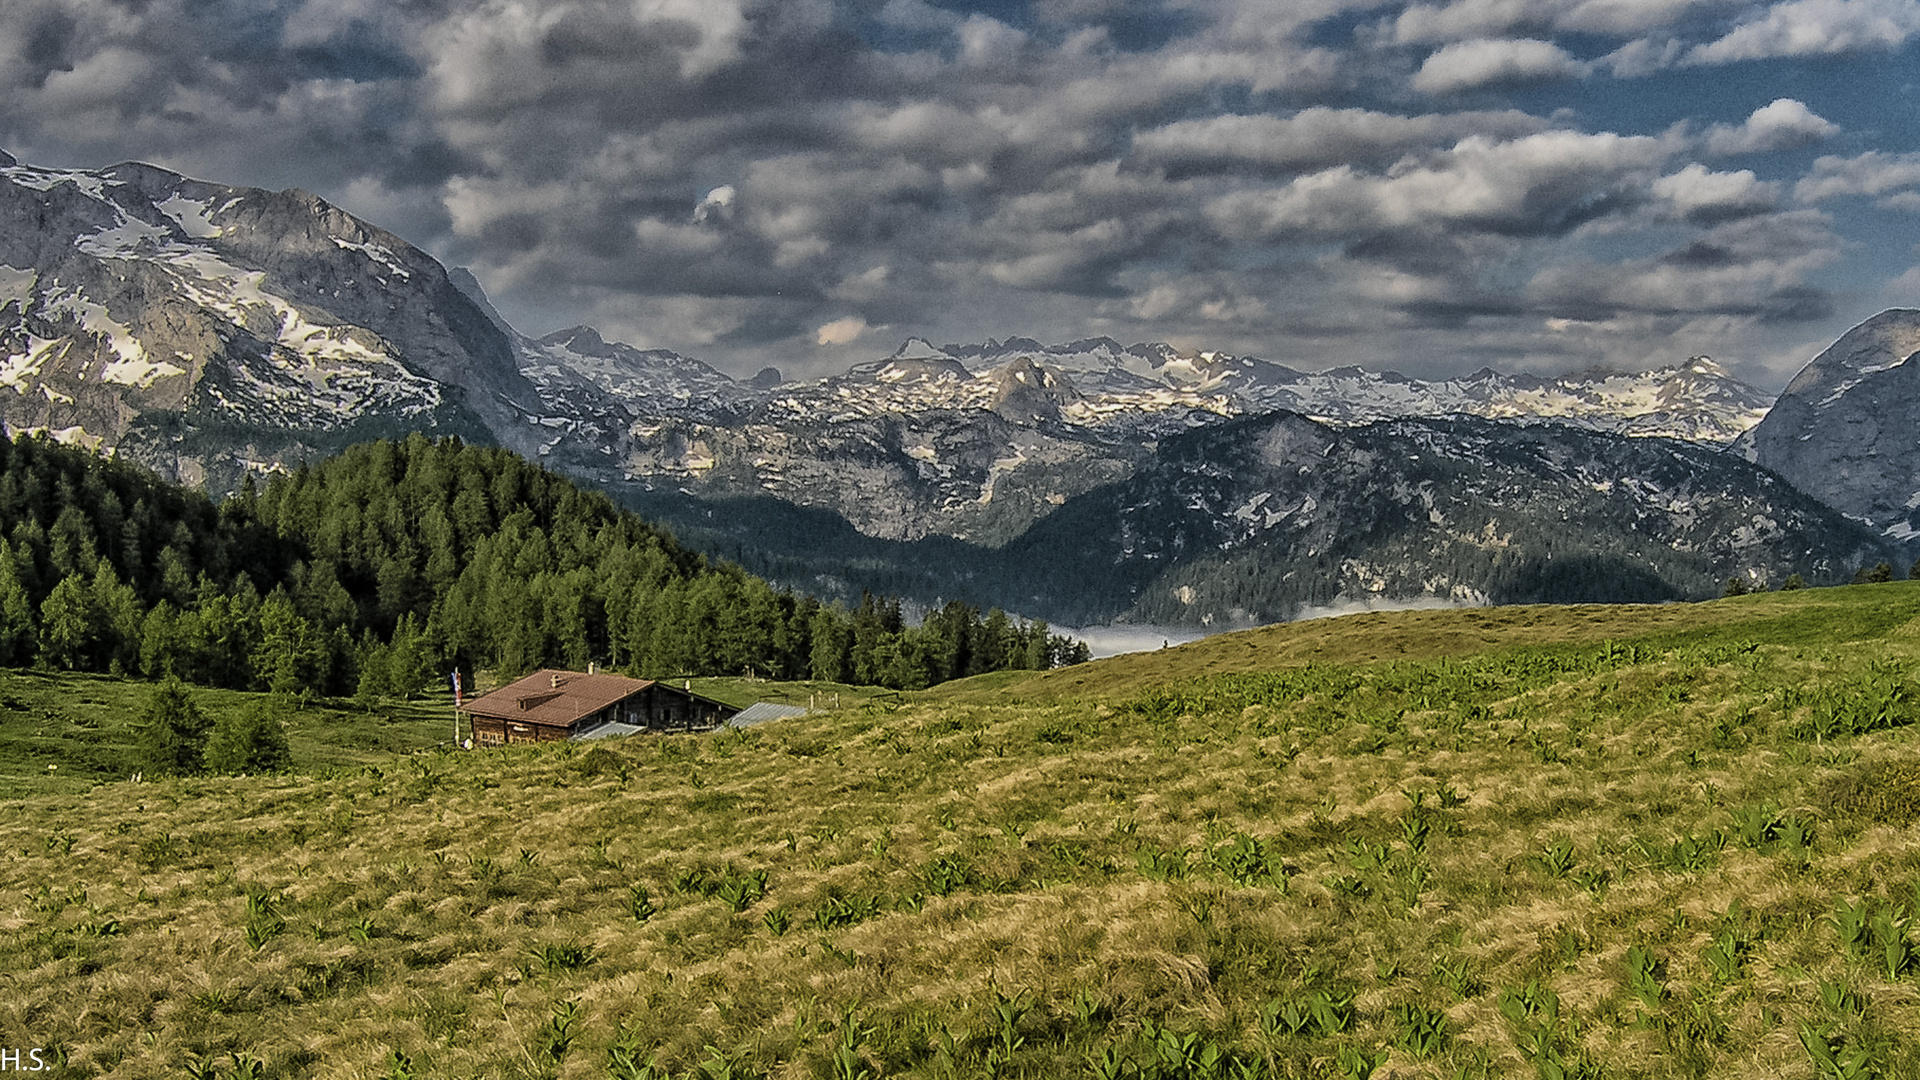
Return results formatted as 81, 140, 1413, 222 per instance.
0, 149, 1903, 625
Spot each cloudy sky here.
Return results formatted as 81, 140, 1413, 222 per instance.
4, 0, 1919, 385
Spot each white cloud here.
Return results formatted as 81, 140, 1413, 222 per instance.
1794, 150, 1920, 201
1412, 38, 1588, 93
1527, 210, 1841, 317
1207, 129, 1673, 238
1651, 163, 1778, 220
0, 0, 1900, 385
815, 316, 869, 345
1597, 35, 1685, 76
693, 185, 736, 223
1704, 98, 1839, 154
635, 0, 751, 78
1686, 0, 1920, 64
1391, 0, 1725, 43
958, 14, 1028, 67
1392, 0, 1542, 44
1556, 0, 1731, 35
1131, 106, 1548, 172
1883, 265, 1920, 295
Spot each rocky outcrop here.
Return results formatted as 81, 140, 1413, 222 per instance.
0, 153, 540, 490
1739, 309, 1920, 542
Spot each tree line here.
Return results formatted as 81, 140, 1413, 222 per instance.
0, 433, 1087, 700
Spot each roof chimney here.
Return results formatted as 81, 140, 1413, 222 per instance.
550, 674, 560, 689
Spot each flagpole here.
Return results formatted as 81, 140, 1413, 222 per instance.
452, 669, 463, 747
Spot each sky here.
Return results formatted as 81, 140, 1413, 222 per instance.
4, 1, 1920, 387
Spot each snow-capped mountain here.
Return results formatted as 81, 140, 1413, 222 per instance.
1739, 308, 1920, 542
1, 147, 1890, 624
0, 151, 540, 488
903, 336, 1772, 444
519, 330, 1772, 544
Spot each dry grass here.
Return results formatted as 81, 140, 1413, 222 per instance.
6, 585, 1920, 1077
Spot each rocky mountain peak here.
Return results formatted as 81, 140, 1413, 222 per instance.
987, 355, 1081, 423
1743, 309, 1920, 541
542, 326, 617, 358
0, 150, 541, 489
890, 337, 951, 360
849, 355, 972, 384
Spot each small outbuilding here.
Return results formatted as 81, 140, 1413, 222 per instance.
462, 668, 741, 746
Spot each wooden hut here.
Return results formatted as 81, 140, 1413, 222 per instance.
461, 669, 740, 745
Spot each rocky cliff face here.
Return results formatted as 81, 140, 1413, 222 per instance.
0, 152, 540, 489
1738, 309, 1920, 542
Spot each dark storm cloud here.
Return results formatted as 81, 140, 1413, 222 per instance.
0, 0, 1907, 380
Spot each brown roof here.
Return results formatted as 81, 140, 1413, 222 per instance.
461, 669, 656, 729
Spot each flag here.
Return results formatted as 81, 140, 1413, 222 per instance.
452, 669, 462, 708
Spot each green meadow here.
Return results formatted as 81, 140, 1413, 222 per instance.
7, 585, 1920, 1078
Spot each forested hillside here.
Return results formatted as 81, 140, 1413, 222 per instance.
0, 434, 1083, 696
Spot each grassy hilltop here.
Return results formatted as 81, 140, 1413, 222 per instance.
7, 586, 1920, 1079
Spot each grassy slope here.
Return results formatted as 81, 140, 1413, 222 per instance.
5, 587, 1920, 1078
0, 673, 454, 799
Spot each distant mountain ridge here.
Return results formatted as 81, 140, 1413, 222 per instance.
994, 411, 1888, 626
0, 148, 1894, 626
895, 336, 1771, 445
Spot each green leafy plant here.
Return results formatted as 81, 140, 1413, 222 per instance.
607, 1026, 666, 1080
812, 893, 881, 930
918, 855, 971, 896
242, 889, 285, 950
1135, 845, 1188, 882
1389, 1002, 1449, 1058
1623, 945, 1664, 1016
1210, 832, 1280, 887
1262, 989, 1353, 1039
1334, 1046, 1388, 1080
762, 905, 791, 936
1432, 956, 1482, 999
1534, 838, 1576, 878
529, 942, 594, 972
1801, 1024, 1879, 1080
534, 999, 580, 1063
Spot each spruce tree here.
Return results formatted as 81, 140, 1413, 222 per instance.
252, 594, 326, 697
206, 697, 292, 774
138, 679, 212, 775
37, 572, 96, 670
0, 545, 35, 665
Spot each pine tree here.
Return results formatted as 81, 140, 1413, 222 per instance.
139, 602, 181, 680
0, 544, 35, 666
138, 679, 212, 775
252, 594, 327, 697
206, 696, 293, 774
385, 614, 438, 700
353, 635, 391, 713
37, 571, 96, 670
